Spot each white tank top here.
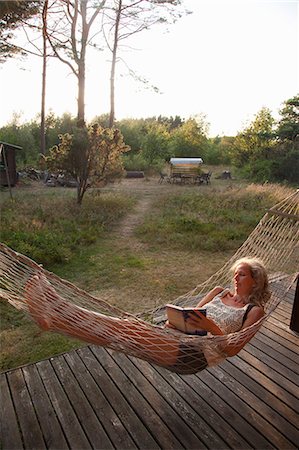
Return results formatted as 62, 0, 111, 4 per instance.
205, 296, 252, 334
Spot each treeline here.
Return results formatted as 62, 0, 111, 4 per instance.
0, 93, 298, 184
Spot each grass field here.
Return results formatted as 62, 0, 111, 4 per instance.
0, 173, 294, 371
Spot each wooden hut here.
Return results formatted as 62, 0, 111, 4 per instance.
0, 141, 22, 187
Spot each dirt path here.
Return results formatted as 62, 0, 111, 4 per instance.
105, 177, 171, 249
103, 175, 215, 247
117, 195, 153, 238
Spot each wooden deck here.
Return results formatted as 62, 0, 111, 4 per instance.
1, 291, 298, 449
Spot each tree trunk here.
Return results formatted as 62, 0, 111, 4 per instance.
77, 60, 86, 127
40, 0, 48, 155
109, 0, 122, 129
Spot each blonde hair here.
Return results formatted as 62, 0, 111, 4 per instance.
231, 257, 271, 307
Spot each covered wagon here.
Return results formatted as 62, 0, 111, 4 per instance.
169, 157, 203, 183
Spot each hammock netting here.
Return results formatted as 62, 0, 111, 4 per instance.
1, 190, 298, 375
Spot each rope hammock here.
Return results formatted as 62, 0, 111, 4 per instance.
1, 189, 298, 375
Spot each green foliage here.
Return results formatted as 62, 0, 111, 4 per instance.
157, 115, 184, 130
0, 119, 39, 166
271, 144, 299, 183
123, 152, 149, 171
239, 160, 277, 183
0, 1, 40, 62
167, 118, 209, 159
45, 112, 77, 148
277, 94, 299, 143
230, 98, 299, 184
140, 122, 170, 163
0, 95, 298, 185
47, 124, 130, 204
206, 136, 234, 165
122, 151, 166, 175
232, 107, 275, 167
115, 118, 145, 153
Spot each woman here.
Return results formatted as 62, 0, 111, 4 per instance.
24, 257, 271, 375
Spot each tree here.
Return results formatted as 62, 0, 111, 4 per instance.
116, 117, 144, 153
276, 94, 299, 147
0, 1, 54, 155
40, 0, 49, 155
157, 115, 184, 130
141, 121, 170, 163
167, 117, 209, 159
0, 1, 40, 62
0, 114, 40, 166
47, 124, 130, 204
45, 0, 106, 126
102, 0, 186, 127
271, 94, 299, 183
232, 107, 275, 168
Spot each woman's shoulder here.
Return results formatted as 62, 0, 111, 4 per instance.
246, 304, 264, 320
211, 286, 227, 297
219, 288, 232, 298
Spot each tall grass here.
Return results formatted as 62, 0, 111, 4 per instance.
136, 184, 292, 252
1, 189, 134, 266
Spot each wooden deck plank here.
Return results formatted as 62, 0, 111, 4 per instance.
237, 350, 299, 408
91, 345, 187, 449
252, 331, 298, 363
267, 316, 299, 341
264, 317, 298, 344
80, 346, 163, 449
248, 338, 299, 378
209, 364, 298, 449
193, 369, 274, 449
108, 349, 208, 449
63, 349, 138, 450
0, 374, 24, 450
127, 354, 229, 449
85, 346, 171, 449
141, 359, 251, 449
7, 369, 46, 449
225, 358, 299, 430
220, 359, 299, 444
22, 364, 69, 450
259, 325, 299, 354
36, 359, 92, 449
50, 354, 114, 450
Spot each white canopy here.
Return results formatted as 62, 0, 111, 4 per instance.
170, 158, 203, 166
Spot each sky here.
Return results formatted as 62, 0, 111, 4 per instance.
0, 0, 298, 136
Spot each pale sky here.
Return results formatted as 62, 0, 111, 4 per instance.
0, 0, 298, 136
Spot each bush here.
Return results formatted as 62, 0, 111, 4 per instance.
123, 153, 165, 175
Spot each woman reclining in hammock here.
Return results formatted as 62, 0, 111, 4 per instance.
24, 257, 271, 375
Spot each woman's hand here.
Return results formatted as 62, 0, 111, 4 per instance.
187, 310, 223, 335
164, 320, 185, 334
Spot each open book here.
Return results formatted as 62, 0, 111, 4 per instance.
166, 304, 208, 335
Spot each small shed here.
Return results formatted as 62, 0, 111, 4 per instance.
0, 141, 22, 187
170, 157, 203, 177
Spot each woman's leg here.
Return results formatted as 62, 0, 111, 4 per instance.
24, 274, 180, 367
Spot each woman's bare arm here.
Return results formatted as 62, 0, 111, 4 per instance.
187, 312, 224, 335
196, 286, 224, 307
